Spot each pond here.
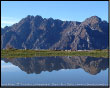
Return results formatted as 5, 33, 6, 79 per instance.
1, 56, 108, 86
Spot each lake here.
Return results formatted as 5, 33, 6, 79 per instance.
1, 56, 108, 86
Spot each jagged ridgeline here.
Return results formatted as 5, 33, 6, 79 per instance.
1, 15, 108, 50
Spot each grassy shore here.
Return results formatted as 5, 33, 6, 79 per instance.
1, 49, 108, 58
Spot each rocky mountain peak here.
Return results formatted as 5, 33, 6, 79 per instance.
1, 15, 108, 50
84, 16, 101, 23
81, 16, 102, 26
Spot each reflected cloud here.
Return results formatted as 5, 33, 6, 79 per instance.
1, 64, 16, 69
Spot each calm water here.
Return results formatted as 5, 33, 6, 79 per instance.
1, 56, 108, 86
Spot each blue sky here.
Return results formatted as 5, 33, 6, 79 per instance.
1, 1, 108, 28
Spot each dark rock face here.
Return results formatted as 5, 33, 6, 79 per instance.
2, 56, 108, 75
1, 15, 108, 50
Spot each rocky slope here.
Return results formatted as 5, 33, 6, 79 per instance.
1, 15, 108, 50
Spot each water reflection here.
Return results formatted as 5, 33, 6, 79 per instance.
1, 56, 108, 75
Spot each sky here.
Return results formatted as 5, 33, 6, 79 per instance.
1, 1, 108, 28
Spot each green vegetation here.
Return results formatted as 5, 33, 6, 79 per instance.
1, 49, 108, 58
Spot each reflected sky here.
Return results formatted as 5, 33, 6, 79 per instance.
1, 56, 108, 86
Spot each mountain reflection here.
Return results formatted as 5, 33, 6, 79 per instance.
1, 56, 108, 75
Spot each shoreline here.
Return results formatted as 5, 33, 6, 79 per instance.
1, 49, 108, 58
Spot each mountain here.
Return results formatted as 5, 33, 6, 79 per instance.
1, 15, 108, 50
2, 56, 108, 75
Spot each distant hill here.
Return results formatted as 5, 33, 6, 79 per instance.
1, 15, 108, 50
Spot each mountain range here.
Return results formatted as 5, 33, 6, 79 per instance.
1, 15, 108, 50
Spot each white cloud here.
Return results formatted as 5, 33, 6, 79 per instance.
1, 17, 15, 20
1, 21, 17, 24
1, 17, 19, 27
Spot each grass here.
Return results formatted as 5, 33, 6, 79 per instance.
1, 49, 109, 58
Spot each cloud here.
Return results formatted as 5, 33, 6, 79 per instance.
1, 17, 19, 27
1, 17, 16, 20
1, 21, 17, 24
